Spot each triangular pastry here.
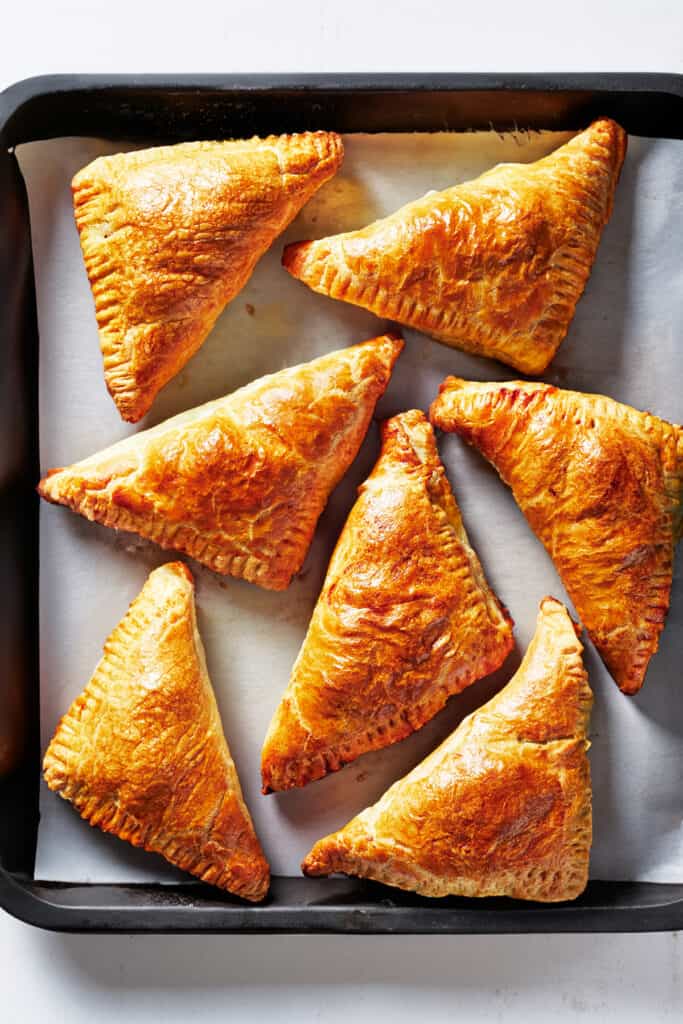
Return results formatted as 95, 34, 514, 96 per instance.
430, 377, 683, 694
38, 335, 403, 590
261, 409, 514, 793
43, 562, 270, 901
73, 132, 343, 421
303, 597, 592, 903
283, 119, 626, 374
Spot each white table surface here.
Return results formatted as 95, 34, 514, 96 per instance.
2, 2, 681, 1020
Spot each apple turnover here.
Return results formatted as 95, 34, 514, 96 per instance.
303, 597, 592, 903
261, 409, 513, 792
74, 132, 343, 421
38, 335, 403, 590
283, 120, 626, 374
431, 377, 683, 694
43, 562, 270, 900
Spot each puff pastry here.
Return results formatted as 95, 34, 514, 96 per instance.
261, 409, 514, 793
73, 132, 343, 421
431, 378, 683, 694
43, 562, 270, 900
303, 597, 592, 902
38, 335, 403, 590
283, 119, 626, 374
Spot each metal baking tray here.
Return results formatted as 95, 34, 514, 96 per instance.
1, 73, 682, 933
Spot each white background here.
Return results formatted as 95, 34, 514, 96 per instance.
2, 1, 682, 1021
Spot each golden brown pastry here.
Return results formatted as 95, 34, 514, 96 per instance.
73, 132, 344, 421
38, 335, 403, 590
431, 377, 683, 694
283, 120, 626, 374
261, 409, 514, 793
303, 597, 592, 903
43, 562, 270, 901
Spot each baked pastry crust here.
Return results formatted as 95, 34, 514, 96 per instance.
261, 409, 513, 792
303, 597, 592, 903
430, 377, 683, 694
73, 132, 344, 421
38, 335, 403, 590
283, 120, 626, 374
43, 562, 270, 901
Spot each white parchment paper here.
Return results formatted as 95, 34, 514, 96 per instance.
18, 128, 682, 884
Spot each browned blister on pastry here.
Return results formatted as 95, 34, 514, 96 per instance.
261, 409, 513, 792
73, 132, 344, 421
43, 562, 270, 900
303, 597, 592, 903
430, 378, 683, 694
283, 120, 626, 374
38, 335, 403, 590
